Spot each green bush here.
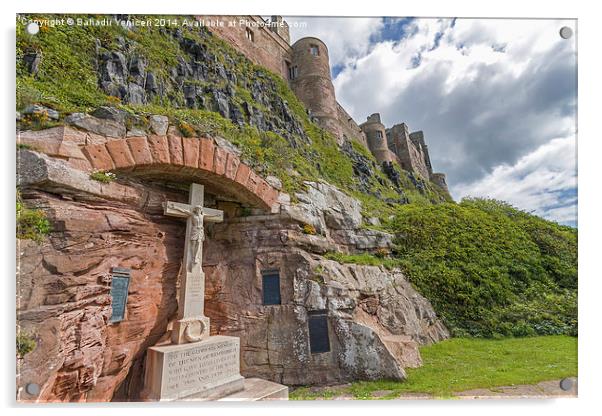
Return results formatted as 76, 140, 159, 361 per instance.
89, 170, 117, 183
16, 192, 51, 242
388, 198, 577, 337
17, 332, 37, 358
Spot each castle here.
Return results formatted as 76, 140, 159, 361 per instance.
202, 15, 448, 190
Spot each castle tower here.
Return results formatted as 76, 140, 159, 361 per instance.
290, 37, 342, 139
269, 16, 290, 44
359, 113, 392, 164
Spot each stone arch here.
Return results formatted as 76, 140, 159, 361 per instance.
81, 135, 280, 211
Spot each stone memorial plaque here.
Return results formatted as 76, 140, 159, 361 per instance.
144, 335, 244, 401
308, 312, 330, 354
109, 267, 130, 323
262, 271, 281, 305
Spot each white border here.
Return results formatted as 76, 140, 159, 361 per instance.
3, 1, 600, 415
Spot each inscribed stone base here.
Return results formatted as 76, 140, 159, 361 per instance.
142, 335, 244, 401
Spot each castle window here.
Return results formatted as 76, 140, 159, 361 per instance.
375, 131, 383, 140
288, 65, 298, 80
310, 44, 320, 56
245, 28, 255, 42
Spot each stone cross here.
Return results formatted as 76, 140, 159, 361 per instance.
163, 183, 223, 344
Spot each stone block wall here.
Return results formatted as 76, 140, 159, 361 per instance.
409, 131, 433, 176
387, 124, 430, 179
337, 102, 368, 147
202, 15, 293, 80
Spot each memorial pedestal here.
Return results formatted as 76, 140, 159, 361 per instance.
143, 336, 244, 401
142, 184, 288, 401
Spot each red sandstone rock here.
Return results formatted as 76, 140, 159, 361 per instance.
182, 137, 200, 168
105, 139, 135, 169
126, 137, 153, 166
234, 163, 251, 187
213, 147, 227, 175
224, 153, 240, 180
147, 135, 170, 165
167, 134, 184, 166
81, 144, 114, 171
199, 138, 215, 171
245, 171, 261, 194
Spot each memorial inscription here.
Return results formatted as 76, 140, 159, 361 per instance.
144, 336, 244, 400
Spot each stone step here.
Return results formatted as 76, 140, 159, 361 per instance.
218, 378, 288, 401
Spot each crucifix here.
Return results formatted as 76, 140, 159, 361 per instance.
163, 183, 223, 344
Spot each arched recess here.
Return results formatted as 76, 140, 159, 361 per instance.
81, 135, 280, 211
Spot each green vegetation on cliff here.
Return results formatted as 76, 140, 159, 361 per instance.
17, 14, 448, 223
16, 190, 51, 242
390, 198, 577, 337
323, 198, 577, 338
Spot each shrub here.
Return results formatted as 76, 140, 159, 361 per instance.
388, 198, 577, 337
89, 170, 117, 183
16, 332, 37, 358
302, 223, 317, 235
16, 192, 51, 242
177, 120, 196, 138
374, 247, 390, 258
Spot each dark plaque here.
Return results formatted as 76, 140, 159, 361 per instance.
262, 271, 281, 305
308, 311, 330, 353
109, 267, 131, 323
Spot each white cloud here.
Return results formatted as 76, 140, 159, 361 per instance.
286, 17, 383, 68
455, 136, 577, 225
285, 17, 577, 225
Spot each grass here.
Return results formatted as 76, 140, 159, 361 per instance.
89, 170, 117, 183
16, 332, 37, 358
290, 335, 578, 400
324, 251, 403, 270
16, 190, 51, 242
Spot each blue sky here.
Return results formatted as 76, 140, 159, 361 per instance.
287, 17, 577, 226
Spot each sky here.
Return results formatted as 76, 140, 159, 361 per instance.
286, 17, 577, 227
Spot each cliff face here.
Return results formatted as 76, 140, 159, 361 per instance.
17, 140, 448, 401
16, 14, 452, 402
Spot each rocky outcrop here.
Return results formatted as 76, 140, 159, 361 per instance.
16, 128, 449, 401
17, 186, 184, 402
92, 28, 306, 148
202, 214, 449, 386
281, 181, 394, 252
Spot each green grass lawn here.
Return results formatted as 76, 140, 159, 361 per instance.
291, 335, 577, 400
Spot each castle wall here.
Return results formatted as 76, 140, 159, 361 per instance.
201, 15, 293, 80
290, 37, 342, 139
387, 124, 430, 179
268, 15, 290, 44
409, 131, 433, 175
336, 102, 368, 147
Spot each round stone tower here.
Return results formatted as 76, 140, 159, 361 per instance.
290, 37, 341, 138
360, 113, 392, 164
